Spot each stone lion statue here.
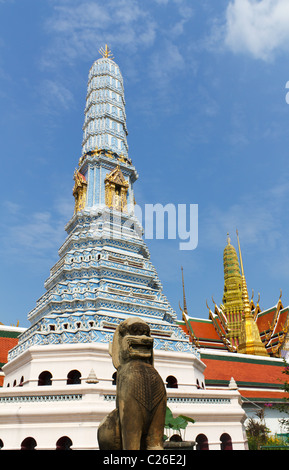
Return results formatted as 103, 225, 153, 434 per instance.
97, 317, 167, 450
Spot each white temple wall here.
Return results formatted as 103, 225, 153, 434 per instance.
3, 343, 207, 391
0, 343, 247, 450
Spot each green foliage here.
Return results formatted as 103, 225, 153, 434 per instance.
164, 407, 195, 441
244, 360, 289, 451
266, 435, 288, 446
273, 359, 289, 427
245, 417, 270, 450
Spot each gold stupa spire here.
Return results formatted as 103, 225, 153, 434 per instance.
222, 232, 243, 347
99, 44, 114, 59
236, 230, 268, 356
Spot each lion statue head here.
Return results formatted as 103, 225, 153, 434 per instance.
109, 317, 154, 369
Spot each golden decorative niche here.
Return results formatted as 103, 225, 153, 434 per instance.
73, 170, 87, 213
105, 166, 129, 212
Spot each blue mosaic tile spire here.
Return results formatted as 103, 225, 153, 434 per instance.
82, 45, 128, 157
9, 48, 199, 361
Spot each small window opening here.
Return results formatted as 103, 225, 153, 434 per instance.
166, 376, 178, 389
67, 370, 81, 385
196, 434, 209, 450
56, 436, 72, 450
220, 433, 233, 450
112, 372, 117, 385
21, 437, 37, 450
38, 371, 52, 386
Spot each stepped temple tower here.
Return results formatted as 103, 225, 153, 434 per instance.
9, 46, 196, 362
0, 46, 248, 450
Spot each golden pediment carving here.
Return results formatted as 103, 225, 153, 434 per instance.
105, 166, 129, 212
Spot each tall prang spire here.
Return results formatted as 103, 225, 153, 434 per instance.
73, 46, 137, 216
8, 49, 198, 363
82, 45, 128, 158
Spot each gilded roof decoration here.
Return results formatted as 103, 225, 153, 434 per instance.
179, 232, 289, 358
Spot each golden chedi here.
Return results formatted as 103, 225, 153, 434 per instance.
236, 231, 268, 356
222, 234, 243, 348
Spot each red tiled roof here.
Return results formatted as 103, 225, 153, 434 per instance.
0, 329, 23, 386
187, 318, 222, 341
178, 302, 289, 357
241, 389, 287, 402
273, 307, 289, 336
211, 315, 227, 339
201, 353, 285, 387
0, 337, 18, 365
256, 307, 277, 332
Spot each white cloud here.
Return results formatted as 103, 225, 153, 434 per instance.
224, 0, 289, 60
0, 197, 74, 265
40, 79, 75, 114
42, 0, 157, 67
148, 42, 186, 85
42, 0, 195, 73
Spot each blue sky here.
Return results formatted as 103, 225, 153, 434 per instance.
1, 0, 289, 328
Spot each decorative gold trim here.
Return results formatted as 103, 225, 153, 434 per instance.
104, 165, 129, 212
73, 170, 87, 213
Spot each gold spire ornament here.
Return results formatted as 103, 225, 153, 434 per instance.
179, 266, 188, 318
236, 230, 268, 356
99, 44, 114, 59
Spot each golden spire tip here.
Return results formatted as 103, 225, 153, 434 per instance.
99, 44, 114, 59
236, 229, 244, 276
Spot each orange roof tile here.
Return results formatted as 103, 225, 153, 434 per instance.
273, 308, 289, 335
256, 307, 277, 332
188, 319, 221, 341
201, 354, 285, 387
241, 389, 287, 401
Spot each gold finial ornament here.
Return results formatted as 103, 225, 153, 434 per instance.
227, 232, 231, 245
181, 266, 188, 316
179, 267, 188, 317
99, 44, 114, 59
